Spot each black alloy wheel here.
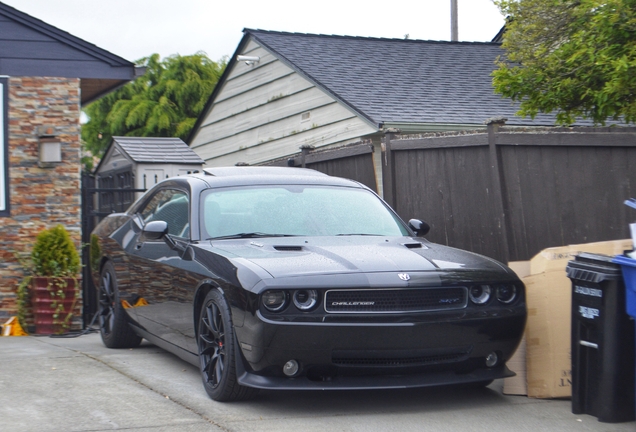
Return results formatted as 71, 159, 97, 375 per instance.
200, 298, 226, 388
98, 261, 142, 348
198, 289, 257, 402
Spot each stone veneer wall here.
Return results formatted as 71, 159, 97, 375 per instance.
0, 76, 82, 323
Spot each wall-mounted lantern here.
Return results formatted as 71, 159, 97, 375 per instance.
37, 126, 61, 167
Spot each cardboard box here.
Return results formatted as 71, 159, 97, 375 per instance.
503, 260, 531, 395
503, 334, 527, 395
523, 239, 632, 399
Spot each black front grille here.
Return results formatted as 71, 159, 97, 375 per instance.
324, 287, 467, 313
332, 347, 472, 368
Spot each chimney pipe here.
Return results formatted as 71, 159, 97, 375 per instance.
451, 0, 458, 41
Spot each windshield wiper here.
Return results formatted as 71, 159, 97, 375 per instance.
208, 232, 297, 240
336, 233, 381, 236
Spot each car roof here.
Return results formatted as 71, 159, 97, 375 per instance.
198, 166, 363, 188
204, 166, 327, 177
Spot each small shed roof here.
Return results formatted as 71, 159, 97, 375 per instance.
112, 137, 205, 164
0, 1, 141, 104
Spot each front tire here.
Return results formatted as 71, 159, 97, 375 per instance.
98, 261, 142, 348
198, 289, 258, 402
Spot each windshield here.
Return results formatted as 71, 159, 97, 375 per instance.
200, 185, 409, 239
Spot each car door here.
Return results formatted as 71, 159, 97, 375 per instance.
126, 187, 194, 348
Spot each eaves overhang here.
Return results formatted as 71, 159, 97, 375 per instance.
0, 2, 140, 105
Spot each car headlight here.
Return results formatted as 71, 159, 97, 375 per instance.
262, 290, 288, 312
293, 289, 319, 311
469, 285, 491, 305
496, 284, 517, 304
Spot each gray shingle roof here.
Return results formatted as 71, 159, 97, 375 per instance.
113, 137, 204, 164
0, 2, 139, 104
246, 29, 590, 127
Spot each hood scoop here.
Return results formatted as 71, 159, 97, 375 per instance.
274, 245, 304, 252
403, 242, 424, 249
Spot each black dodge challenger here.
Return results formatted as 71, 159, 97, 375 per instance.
90, 166, 526, 401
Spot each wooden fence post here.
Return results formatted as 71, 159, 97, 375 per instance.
382, 128, 399, 209
300, 145, 314, 168
487, 117, 511, 262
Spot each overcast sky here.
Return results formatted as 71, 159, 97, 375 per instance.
3, 0, 505, 63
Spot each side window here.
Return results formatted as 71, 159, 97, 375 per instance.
139, 189, 190, 238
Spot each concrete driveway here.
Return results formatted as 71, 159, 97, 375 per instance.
1, 333, 634, 432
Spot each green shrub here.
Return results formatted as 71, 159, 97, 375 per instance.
31, 225, 80, 277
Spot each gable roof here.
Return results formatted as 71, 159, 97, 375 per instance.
0, 1, 142, 104
237, 29, 582, 128
111, 137, 205, 165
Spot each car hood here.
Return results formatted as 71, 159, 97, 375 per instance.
205, 236, 509, 278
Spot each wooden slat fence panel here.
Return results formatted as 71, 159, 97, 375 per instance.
392, 143, 508, 261
260, 127, 636, 264
307, 152, 376, 192
500, 144, 636, 261
387, 127, 636, 263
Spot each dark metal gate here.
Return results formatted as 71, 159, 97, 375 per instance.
80, 172, 145, 325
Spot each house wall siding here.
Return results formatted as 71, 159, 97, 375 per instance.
0, 76, 81, 321
190, 40, 376, 166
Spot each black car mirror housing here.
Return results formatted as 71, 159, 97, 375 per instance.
142, 220, 169, 241
408, 219, 430, 237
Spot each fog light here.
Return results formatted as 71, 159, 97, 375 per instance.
485, 352, 498, 367
469, 285, 491, 305
283, 359, 300, 377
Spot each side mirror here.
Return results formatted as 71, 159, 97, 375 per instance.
142, 220, 169, 241
408, 219, 430, 237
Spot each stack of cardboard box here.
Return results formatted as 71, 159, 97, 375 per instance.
504, 239, 632, 398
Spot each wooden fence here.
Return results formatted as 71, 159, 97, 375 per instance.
292, 124, 636, 263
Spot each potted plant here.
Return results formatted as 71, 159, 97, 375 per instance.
29, 225, 81, 334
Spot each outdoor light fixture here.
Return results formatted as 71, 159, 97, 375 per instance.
237, 55, 260, 65
37, 126, 61, 167
39, 138, 61, 163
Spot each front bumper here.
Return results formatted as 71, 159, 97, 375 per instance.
237, 361, 514, 390
234, 306, 526, 390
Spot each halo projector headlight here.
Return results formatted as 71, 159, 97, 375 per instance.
293, 289, 318, 311
262, 290, 288, 312
469, 285, 491, 305
496, 284, 517, 304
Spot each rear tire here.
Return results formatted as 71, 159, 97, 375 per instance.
98, 261, 142, 348
198, 289, 258, 402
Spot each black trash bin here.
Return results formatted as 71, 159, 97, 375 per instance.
566, 252, 635, 423
613, 254, 636, 420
